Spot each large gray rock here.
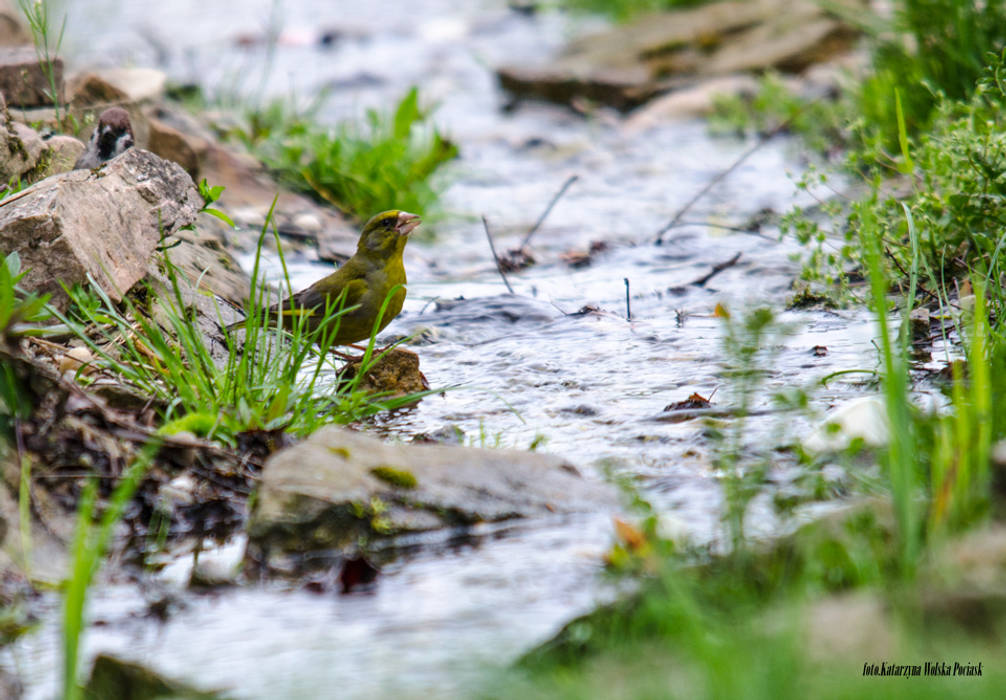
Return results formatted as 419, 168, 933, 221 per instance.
0, 148, 201, 306
248, 426, 617, 554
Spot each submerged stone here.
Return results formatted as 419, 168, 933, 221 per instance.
247, 426, 617, 556
84, 653, 224, 700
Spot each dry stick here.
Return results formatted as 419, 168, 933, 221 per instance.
624, 278, 631, 320
519, 174, 579, 250
482, 215, 515, 294
690, 252, 742, 287
883, 245, 942, 306
666, 220, 779, 242
654, 119, 795, 245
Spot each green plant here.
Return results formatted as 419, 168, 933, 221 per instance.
557, 0, 708, 22
235, 88, 457, 224
710, 72, 848, 154
860, 201, 923, 574
62, 439, 160, 700
715, 306, 794, 551
17, 0, 67, 123
854, 0, 1006, 149
0, 251, 51, 345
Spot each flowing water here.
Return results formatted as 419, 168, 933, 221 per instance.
9, 1, 891, 697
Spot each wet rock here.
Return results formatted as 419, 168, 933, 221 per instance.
339, 347, 429, 399
84, 653, 224, 700
497, 0, 862, 111
0, 45, 63, 108
425, 294, 558, 327
189, 538, 245, 588
699, 5, 858, 75
908, 306, 930, 341
411, 425, 464, 445
560, 404, 599, 417
247, 425, 617, 554
0, 148, 202, 307
498, 63, 672, 112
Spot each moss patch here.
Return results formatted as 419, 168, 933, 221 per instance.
370, 465, 418, 489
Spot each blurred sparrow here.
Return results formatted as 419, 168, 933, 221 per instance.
73, 107, 135, 169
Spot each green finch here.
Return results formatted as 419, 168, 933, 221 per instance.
232, 210, 420, 345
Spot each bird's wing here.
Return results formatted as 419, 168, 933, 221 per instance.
283, 278, 368, 321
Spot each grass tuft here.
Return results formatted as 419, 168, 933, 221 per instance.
233, 88, 457, 225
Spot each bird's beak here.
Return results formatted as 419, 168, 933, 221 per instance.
395, 211, 421, 236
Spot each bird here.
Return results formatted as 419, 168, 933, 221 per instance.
73, 107, 135, 169
230, 210, 421, 347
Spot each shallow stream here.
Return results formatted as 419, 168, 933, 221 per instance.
9, 1, 894, 697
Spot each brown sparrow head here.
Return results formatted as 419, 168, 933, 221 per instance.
73, 107, 135, 169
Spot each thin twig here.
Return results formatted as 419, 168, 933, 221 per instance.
520, 174, 579, 250
690, 252, 742, 287
662, 220, 780, 242
482, 215, 514, 294
624, 278, 631, 320
883, 245, 942, 306
654, 119, 795, 245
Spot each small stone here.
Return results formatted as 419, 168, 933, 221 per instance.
339, 348, 429, 399
40, 134, 85, 175
908, 306, 930, 341
0, 121, 45, 180
58, 345, 93, 375
190, 538, 245, 587
292, 212, 322, 234
158, 473, 197, 508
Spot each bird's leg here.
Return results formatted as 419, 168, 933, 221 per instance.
331, 349, 364, 362
345, 342, 399, 356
